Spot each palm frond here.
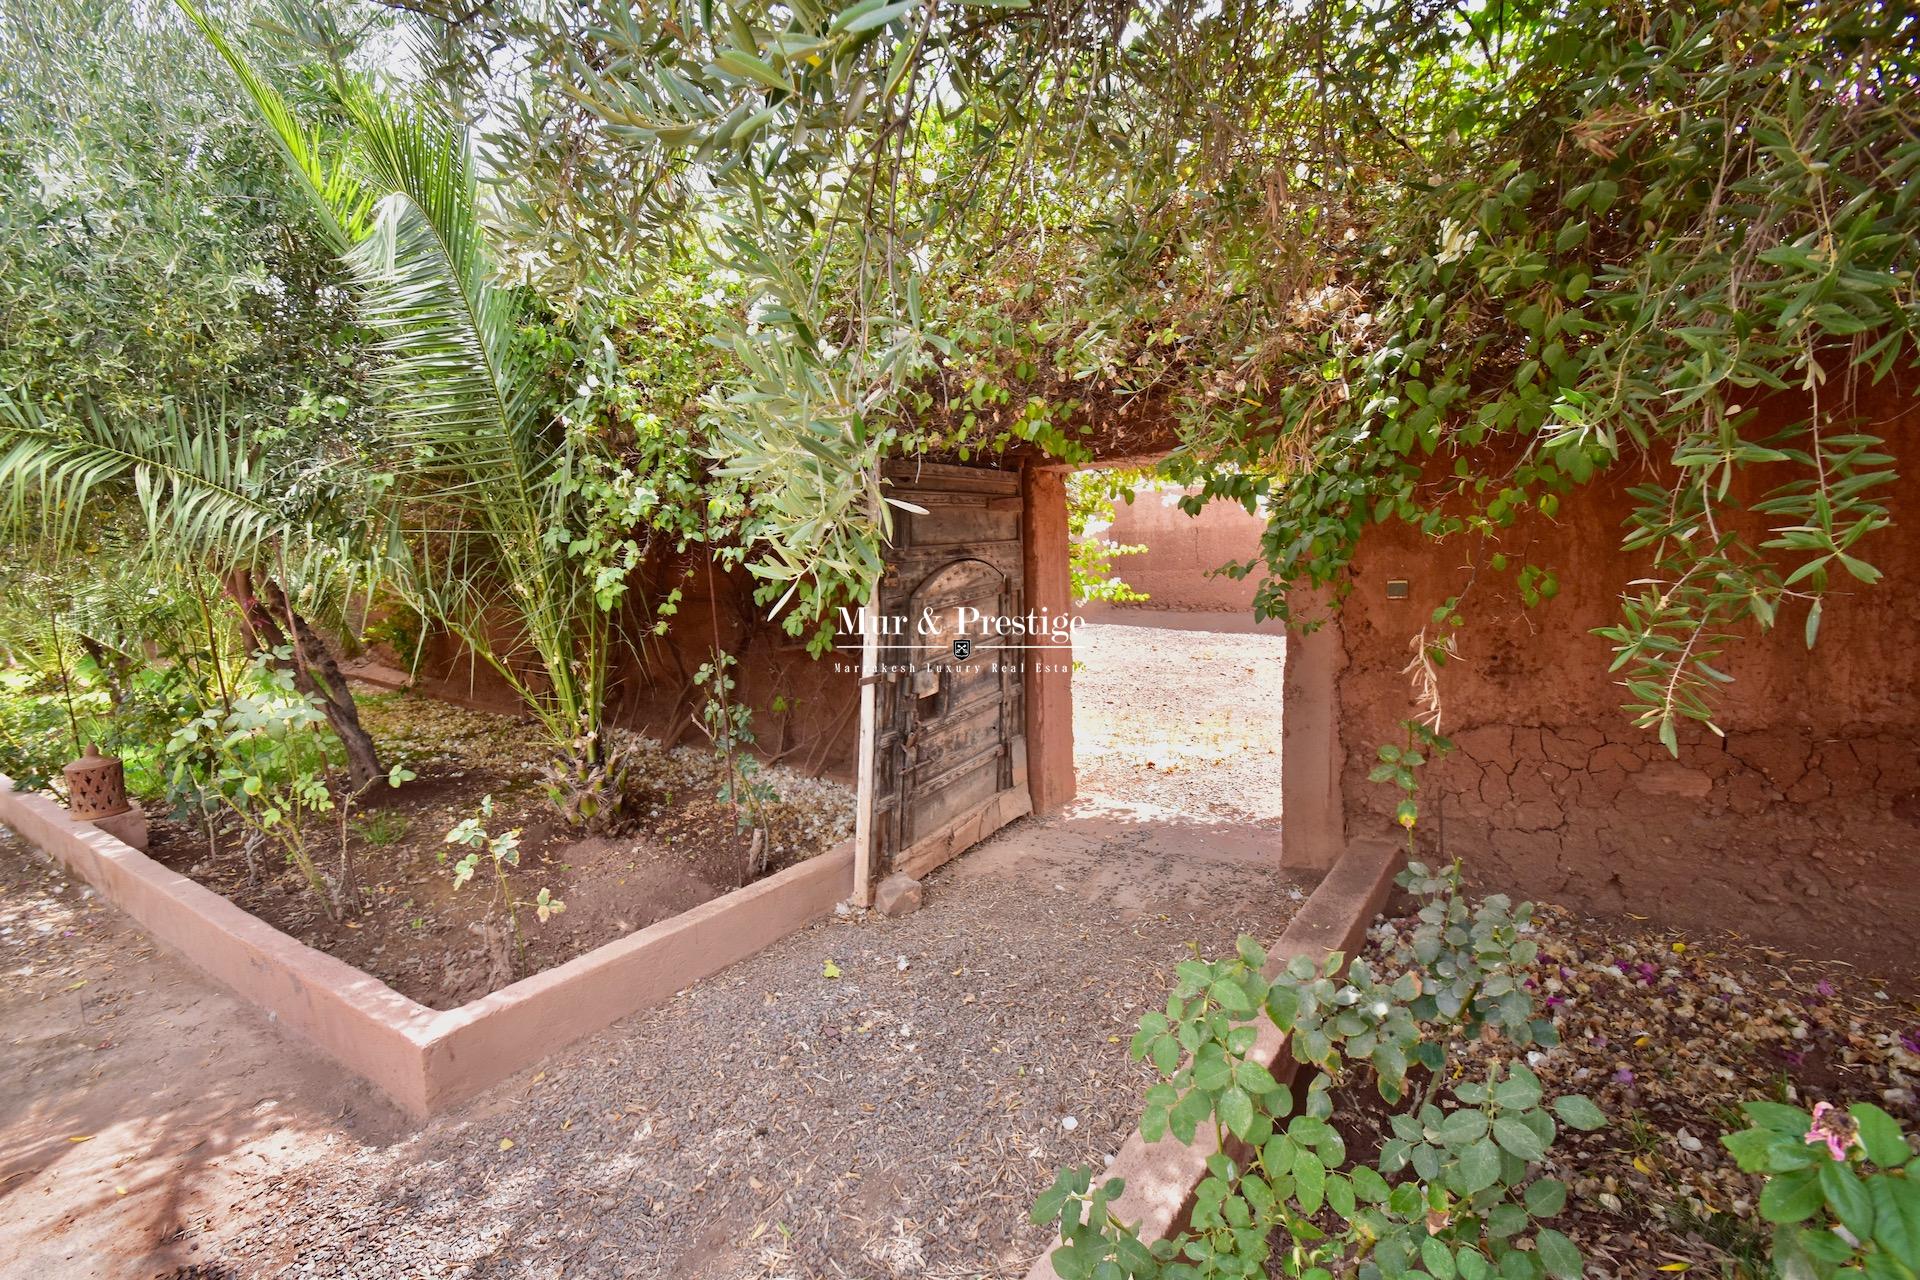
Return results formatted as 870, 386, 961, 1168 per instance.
332, 80, 545, 494
171, 0, 373, 254
0, 391, 281, 566
0, 391, 375, 607
0, 546, 215, 670
181, 0, 544, 494
181, 0, 608, 744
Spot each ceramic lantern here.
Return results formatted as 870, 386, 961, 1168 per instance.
64, 744, 130, 820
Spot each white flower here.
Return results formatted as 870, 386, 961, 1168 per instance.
1436, 217, 1479, 265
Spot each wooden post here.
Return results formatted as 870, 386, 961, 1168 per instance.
1022, 465, 1076, 813
851, 589, 882, 906
1280, 590, 1347, 871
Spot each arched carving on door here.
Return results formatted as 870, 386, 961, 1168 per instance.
856, 463, 1032, 896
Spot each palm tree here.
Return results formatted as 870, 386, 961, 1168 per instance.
176, 0, 622, 818
0, 392, 388, 786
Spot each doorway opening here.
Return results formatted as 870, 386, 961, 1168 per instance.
853, 457, 1339, 915
934, 466, 1307, 928
1068, 473, 1288, 829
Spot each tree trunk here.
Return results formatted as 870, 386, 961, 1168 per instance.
76, 634, 130, 712
223, 570, 383, 790
278, 591, 382, 790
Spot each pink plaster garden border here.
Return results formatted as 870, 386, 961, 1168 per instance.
0, 772, 852, 1118
1023, 838, 1405, 1280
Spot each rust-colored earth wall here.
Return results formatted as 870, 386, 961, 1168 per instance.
1334, 379, 1920, 967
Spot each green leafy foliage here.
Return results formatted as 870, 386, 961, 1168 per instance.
177, 0, 707, 821
0, 392, 369, 602
0, 0, 385, 725
166, 657, 341, 916
0, 0, 369, 435
1370, 720, 1456, 836
161, 651, 414, 918
0, 0, 398, 802
1724, 1100, 1920, 1278
1145, 0, 1919, 750
692, 648, 779, 874
1035, 861, 1596, 1278
1068, 470, 1152, 606
442, 793, 565, 975
1, 562, 261, 797
13, 0, 1912, 842
535, 0, 1920, 749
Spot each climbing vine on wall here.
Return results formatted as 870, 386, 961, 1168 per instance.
419, 0, 1916, 746
1068, 470, 1152, 606
1160, 0, 1917, 750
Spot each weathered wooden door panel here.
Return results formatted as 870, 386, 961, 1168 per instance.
861, 461, 1032, 893
907, 697, 1007, 772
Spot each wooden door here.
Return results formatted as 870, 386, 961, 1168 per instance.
856, 461, 1032, 893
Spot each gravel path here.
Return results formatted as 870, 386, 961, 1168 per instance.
1070, 620, 1287, 825
0, 829, 403, 1280
0, 620, 1302, 1279
201, 830, 1306, 1280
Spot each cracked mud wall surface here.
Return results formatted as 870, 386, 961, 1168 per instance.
1334, 381, 1920, 969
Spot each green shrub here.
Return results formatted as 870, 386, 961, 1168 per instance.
1033, 861, 1605, 1279
166, 653, 409, 917
1723, 1099, 1920, 1278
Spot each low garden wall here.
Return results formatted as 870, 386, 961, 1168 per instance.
1023, 837, 1404, 1278
0, 773, 852, 1118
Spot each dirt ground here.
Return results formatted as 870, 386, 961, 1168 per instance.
1069, 619, 1287, 826
142, 690, 854, 1008
1297, 904, 1919, 1279
0, 828, 409, 1280
0, 620, 1303, 1279
13, 618, 1912, 1279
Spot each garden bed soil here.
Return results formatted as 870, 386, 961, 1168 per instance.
142, 689, 853, 1009
1270, 903, 1920, 1278
142, 809, 1315, 1279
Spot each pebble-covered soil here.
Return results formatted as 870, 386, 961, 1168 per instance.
144, 689, 855, 1007
12, 620, 1909, 1279
190, 831, 1306, 1279
0, 803, 1306, 1279
1069, 619, 1286, 825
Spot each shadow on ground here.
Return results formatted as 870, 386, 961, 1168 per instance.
0, 830, 410, 1280
167, 806, 1309, 1280
0, 619, 1305, 1279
